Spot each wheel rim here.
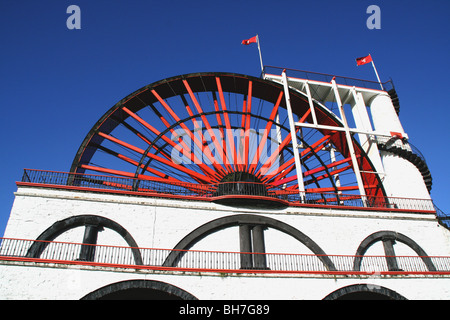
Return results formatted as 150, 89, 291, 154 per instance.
70, 72, 385, 202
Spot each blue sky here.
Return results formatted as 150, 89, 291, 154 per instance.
1, 0, 449, 236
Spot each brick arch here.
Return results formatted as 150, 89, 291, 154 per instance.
323, 284, 407, 300
162, 214, 336, 271
352, 230, 436, 271
26, 214, 143, 265
80, 279, 198, 300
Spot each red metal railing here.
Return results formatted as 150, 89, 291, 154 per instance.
19, 169, 436, 213
263, 65, 395, 91
1, 238, 449, 275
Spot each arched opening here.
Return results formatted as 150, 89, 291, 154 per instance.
81, 280, 198, 300
26, 215, 143, 265
334, 291, 394, 300
353, 231, 436, 272
95, 288, 181, 300
163, 214, 336, 271
323, 284, 407, 300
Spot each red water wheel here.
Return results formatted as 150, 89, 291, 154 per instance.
70, 72, 384, 204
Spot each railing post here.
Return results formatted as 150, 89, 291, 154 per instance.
22, 169, 31, 182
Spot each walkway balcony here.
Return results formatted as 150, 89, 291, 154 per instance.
19, 169, 436, 213
1, 238, 449, 276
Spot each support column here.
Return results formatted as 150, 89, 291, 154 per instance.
78, 224, 103, 261
329, 148, 341, 197
351, 89, 384, 175
382, 236, 401, 271
252, 225, 267, 269
304, 81, 318, 125
239, 225, 253, 269
282, 70, 305, 200
331, 79, 367, 202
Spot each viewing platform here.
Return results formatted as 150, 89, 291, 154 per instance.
263, 65, 395, 104
19, 169, 436, 214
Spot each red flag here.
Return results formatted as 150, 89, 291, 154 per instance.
356, 54, 373, 66
242, 36, 257, 45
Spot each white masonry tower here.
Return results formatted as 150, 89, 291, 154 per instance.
1, 67, 449, 300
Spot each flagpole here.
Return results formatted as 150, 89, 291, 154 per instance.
371, 60, 383, 90
256, 34, 264, 76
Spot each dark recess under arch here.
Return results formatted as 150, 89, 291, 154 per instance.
80, 279, 198, 300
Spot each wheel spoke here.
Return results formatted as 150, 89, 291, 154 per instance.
93, 143, 180, 182
122, 106, 220, 179
98, 131, 214, 184
249, 90, 283, 174
215, 76, 237, 170
182, 79, 229, 174
243, 81, 253, 172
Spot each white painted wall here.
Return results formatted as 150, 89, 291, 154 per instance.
369, 94, 431, 200
4, 186, 448, 256
1, 186, 449, 299
0, 262, 449, 300
380, 151, 432, 200
370, 94, 405, 136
